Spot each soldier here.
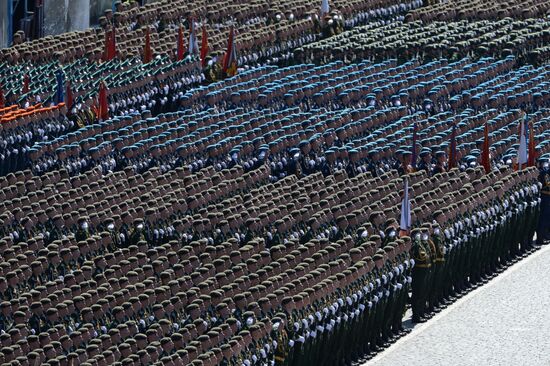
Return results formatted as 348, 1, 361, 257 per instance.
433, 208, 455, 306
367, 149, 385, 177
75, 217, 91, 242
417, 149, 433, 175
536, 155, 550, 245
519, 168, 542, 255
104, 218, 119, 250
128, 218, 146, 248
410, 228, 431, 323
432, 151, 447, 175
398, 151, 414, 176
425, 222, 445, 313
49, 214, 69, 242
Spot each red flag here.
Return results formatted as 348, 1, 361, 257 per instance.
200, 24, 209, 68
98, 81, 109, 121
481, 121, 490, 174
103, 27, 116, 61
110, 26, 117, 60
448, 122, 457, 170
66, 81, 73, 110
222, 26, 238, 77
143, 27, 152, 64
0, 83, 5, 108
103, 29, 111, 61
177, 24, 185, 61
528, 119, 537, 167
22, 74, 30, 94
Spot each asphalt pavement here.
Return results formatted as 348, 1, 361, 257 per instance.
365, 244, 550, 366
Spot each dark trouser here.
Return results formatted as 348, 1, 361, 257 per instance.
382, 289, 395, 341
392, 284, 407, 332
429, 262, 445, 307
509, 212, 522, 259
289, 341, 303, 366
536, 195, 550, 244
411, 267, 430, 319
370, 298, 386, 350
449, 243, 458, 289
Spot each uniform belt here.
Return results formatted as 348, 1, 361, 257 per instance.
542, 190, 550, 196
415, 264, 432, 268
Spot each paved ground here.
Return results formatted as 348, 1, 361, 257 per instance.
365, 244, 550, 366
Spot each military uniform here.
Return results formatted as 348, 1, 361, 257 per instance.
128, 219, 146, 247
367, 160, 385, 178
398, 163, 414, 176
410, 229, 431, 322
274, 323, 289, 366
536, 159, 550, 245
432, 162, 445, 175
427, 223, 445, 311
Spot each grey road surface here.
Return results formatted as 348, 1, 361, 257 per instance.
366, 245, 550, 366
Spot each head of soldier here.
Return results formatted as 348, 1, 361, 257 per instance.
403, 152, 412, 166
437, 151, 447, 164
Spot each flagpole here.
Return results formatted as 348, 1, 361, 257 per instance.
222, 24, 238, 77
98, 81, 109, 121
177, 24, 185, 61
200, 22, 209, 68
143, 26, 152, 64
